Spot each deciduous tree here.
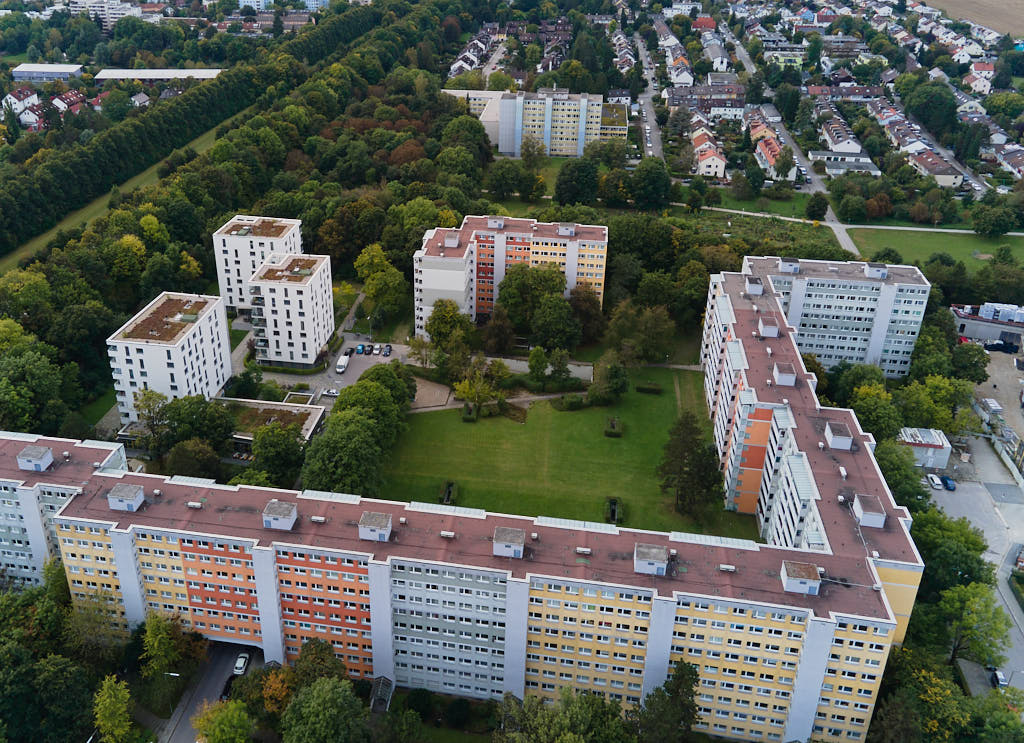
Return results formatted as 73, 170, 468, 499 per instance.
192, 700, 254, 743
658, 411, 722, 517
93, 675, 132, 743
281, 677, 369, 743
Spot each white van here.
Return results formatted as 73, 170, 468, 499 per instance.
336, 355, 349, 374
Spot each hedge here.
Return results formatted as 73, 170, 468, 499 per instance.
604, 417, 623, 438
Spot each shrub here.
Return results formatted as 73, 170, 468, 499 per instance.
445, 698, 472, 728
604, 497, 627, 524
604, 417, 623, 437
635, 381, 663, 394
563, 393, 586, 410
406, 688, 435, 721
461, 402, 478, 422
292, 383, 310, 391
439, 480, 458, 505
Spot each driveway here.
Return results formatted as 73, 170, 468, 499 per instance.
165, 643, 263, 743
931, 436, 1024, 691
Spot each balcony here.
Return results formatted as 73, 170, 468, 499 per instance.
251, 297, 265, 306
249, 286, 261, 295
251, 316, 266, 327
255, 339, 269, 348
254, 329, 266, 337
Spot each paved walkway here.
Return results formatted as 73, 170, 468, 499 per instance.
409, 391, 566, 414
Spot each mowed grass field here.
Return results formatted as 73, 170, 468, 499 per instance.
849, 228, 1024, 273
381, 368, 759, 539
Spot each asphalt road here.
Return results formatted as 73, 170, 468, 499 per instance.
166, 643, 263, 743
634, 33, 663, 159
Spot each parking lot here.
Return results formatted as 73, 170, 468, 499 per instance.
930, 435, 1024, 691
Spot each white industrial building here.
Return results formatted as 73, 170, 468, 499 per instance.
741, 257, 930, 377
213, 215, 303, 314
897, 427, 952, 469
107, 292, 232, 422
249, 254, 334, 368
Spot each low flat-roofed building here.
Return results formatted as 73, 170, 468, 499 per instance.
897, 427, 952, 469
12, 63, 83, 82
94, 68, 223, 81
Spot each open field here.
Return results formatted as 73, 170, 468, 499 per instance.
849, 228, 1024, 272
713, 189, 812, 219
923, 0, 1024, 35
381, 368, 759, 539
79, 387, 116, 426
0, 52, 29, 65
0, 105, 255, 274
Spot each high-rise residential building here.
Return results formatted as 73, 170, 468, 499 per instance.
741, 257, 930, 377
414, 215, 607, 336
444, 88, 628, 157
107, 292, 231, 423
213, 215, 303, 315
0, 435, 125, 587
68, 0, 141, 29
248, 254, 335, 368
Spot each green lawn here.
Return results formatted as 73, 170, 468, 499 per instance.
229, 328, 249, 350
381, 368, 758, 538
0, 52, 29, 65
537, 156, 572, 195
849, 228, 1024, 272
713, 189, 812, 219
1, 104, 257, 275
79, 387, 116, 426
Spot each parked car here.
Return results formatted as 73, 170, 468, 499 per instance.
383, 344, 392, 357
335, 355, 349, 374
940, 475, 956, 491
233, 652, 250, 675
373, 343, 382, 355
356, 344, 365, 354
992, 669, 1008, 688
220, 675, 236, 701
343, 347, 355, 356
322, 388, 340, 397
927, 474, 943, 490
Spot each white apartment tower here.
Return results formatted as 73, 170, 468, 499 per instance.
214, 215, 303, 314
107, 292, 232, 423
249, 254, 334, 367
742, 257, 930, 377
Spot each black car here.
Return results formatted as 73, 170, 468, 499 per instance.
383, 344, 392, 357
343, 347, 355, 356
220, 674, 236, 701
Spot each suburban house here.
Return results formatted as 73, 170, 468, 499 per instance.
1, 86, 38, 115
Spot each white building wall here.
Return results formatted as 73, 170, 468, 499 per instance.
253, 545, 286, 664
109, 529, 147, 627
368, 561, 396, 681
214, 216, 303, 313
503, 577, 529, 697
783, 616, 836, 743
641, 594, 676, 698
250, 256, 334, 367
109, 295, 231, 422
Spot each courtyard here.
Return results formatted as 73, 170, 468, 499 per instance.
380, 367, 760, 539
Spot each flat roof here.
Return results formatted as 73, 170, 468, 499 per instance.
745, 256, 929, 286
109, 292, 217, 345
214, 215, 300, 239
420, 216, 608, 258
0, 433, 122, 490
53, 469, 894, 621
13, 63, 82, 72
713, 270, 921, 577
783, 561, 821, 581
95, 68, 222, 80
252, 255, 327, 284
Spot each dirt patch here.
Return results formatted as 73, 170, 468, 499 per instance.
925, 0, 1024, 35
411, 378, 450, 409
975, 253, 994, 261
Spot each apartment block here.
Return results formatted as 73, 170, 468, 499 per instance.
741, 257, 929, 377
0, 435, 125, 586
68, 0, 141, 29
414, 216, 607, 336
213, 215, 303, 314
107, 292, 231, 423
248, 254, 334, 368
444, 88, 628, 158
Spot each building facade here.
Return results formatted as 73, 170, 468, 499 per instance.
213, 215, 303, 314
11, 63, 83, 82
444, 88, 628, 158
248, 253, 335, 367
414, 216, 607, 336
4, 414, 914, 743
741, 257, 929, 377
107, 292, 232, 423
